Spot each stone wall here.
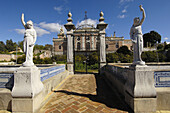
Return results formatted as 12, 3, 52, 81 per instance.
0, 54, 22, 61
0, 64, 69, 111
101, 63, 170, 112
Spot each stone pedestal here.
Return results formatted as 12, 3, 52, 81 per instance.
12, 91, 43, 113
125, 93, 157, 113
11, 66, 44, 113
125, 65, 157, 113
12, 66, 44, 97
100, 62, 106, 69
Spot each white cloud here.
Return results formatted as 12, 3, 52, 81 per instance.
39, 22, 64, 33
15, 29, 25, 34
54, 6, 63, 14
122, 9, 127, 13
119, 0, 134, 4
15, 21, 66, 37
34, 26, 50, 37
76, 18, 98, 28
164, 37, 168, 40
15, 26, 50, 37
117, 14, 125, 19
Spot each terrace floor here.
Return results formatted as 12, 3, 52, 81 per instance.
39, 74, 132, 113
1, 73, 170, 113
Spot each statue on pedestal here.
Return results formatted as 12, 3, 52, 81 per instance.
130, 5, 146, 65
21, 13, 37, 67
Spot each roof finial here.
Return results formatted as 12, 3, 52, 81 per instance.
67, 11, 73, 23
114, 31, 116, 37
84, 11, 88, 20
99, 11, 104, 22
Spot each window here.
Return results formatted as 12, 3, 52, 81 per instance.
96, 42, 99, 49
86, 42, 90, 50
77, 42, 81, 50
86, 36, 90, 40
116, 43, 119, 48
106, 44, 109, 49
77, 36, 80, 41
59, 45, 61, 49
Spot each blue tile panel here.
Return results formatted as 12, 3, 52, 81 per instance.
154, 71, 170, 87
40, 65, 65, 82
0, 65, 65, 88
0, 73, 13, 88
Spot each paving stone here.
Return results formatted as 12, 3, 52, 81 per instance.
78, 106, 87, 112
52, 109, 61, 113
39, 74, 132, 113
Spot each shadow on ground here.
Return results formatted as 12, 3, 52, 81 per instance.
54, 73, 133, 113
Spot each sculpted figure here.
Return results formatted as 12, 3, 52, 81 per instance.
21, 13, 37, 67
130, 5, 146, 65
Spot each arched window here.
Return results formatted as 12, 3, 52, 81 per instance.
96, 42, 99, 50
116, 43, 119, 48
77, 36, 80, 41
77, 42, 81, 50
106, 44, 109, 49
86, 36, 90, 40
59, 45, 62, 49
86, 42, 90, 50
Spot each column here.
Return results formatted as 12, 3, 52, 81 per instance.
97, 11, 108, 69
82, 35, 85, 50
91, 35, 94, 50
64, 11, 75, 75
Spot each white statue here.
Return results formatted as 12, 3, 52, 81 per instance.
130, 5, 146, 65
60, 27, 64, 34
21, 13, 37, 67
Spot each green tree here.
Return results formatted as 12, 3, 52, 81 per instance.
6, 39, 17, 52
88, 52, 98, 65
116, 46, 132, 55
157, 44, 164, 50
17, 55, 25, 64
34, 44, 45, 51
164, 44, 170, 50
106, 53, 119, 63
142, 51, 159, 62
0, 41, 6, 52
143, 31, 161, 47
166, 50, 170, 61
44, 44, 52, 51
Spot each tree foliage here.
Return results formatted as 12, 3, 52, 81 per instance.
164, 44, 170, 50
116, 46, 132, 55
143, 31, 161, 47
0, 41, 7, 52
141, 51, 166, 62
5, 39, 17, 52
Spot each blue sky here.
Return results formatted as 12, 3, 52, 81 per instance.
0, 0, 170, 45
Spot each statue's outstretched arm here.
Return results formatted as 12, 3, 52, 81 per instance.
139, 5, 146, 25
21, 13, 26, 29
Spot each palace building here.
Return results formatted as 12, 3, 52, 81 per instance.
52, 13, 132, 55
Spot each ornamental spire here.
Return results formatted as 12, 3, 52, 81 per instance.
99, 11, 104, 22
67, 11, 73, 23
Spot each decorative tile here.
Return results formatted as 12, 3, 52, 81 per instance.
154, 71, 170, 87
40, 65, 65, 82
0, 73, 14, 88
0, 65, 65, 88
